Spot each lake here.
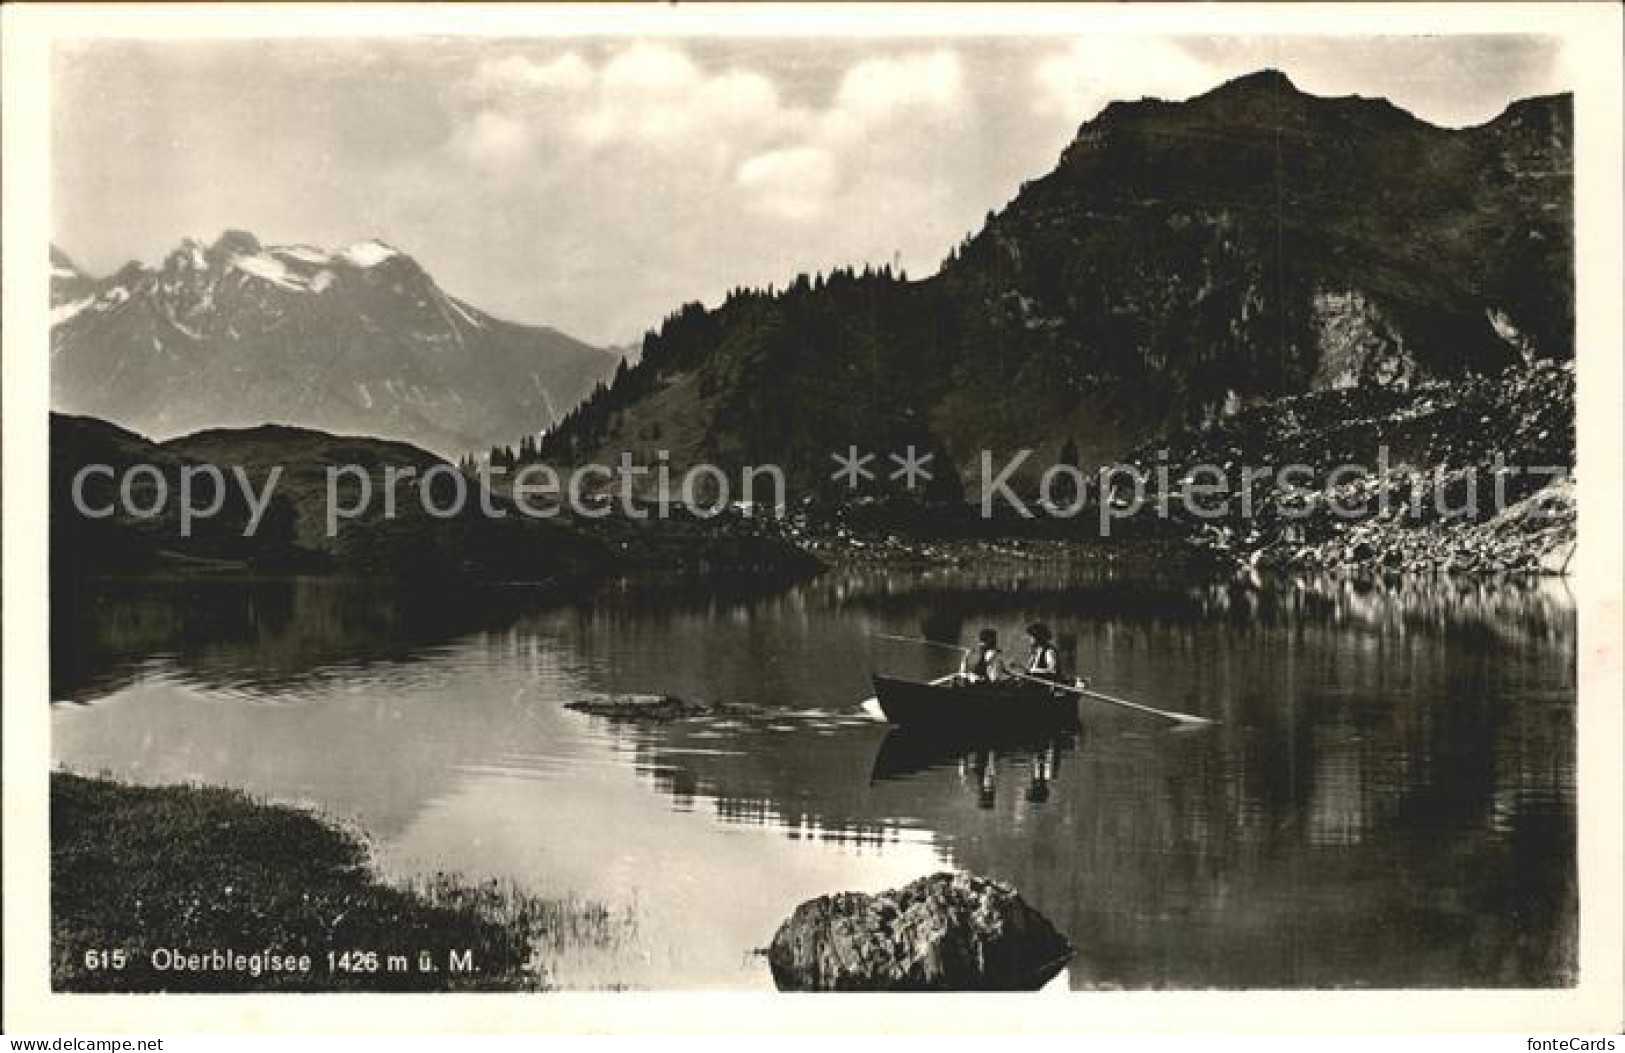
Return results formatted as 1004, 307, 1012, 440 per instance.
51, 564, 1578, 990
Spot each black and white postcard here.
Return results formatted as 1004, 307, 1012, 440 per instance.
3, 1, 1620, 1036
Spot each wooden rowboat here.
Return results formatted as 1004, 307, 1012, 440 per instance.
870, 674, 1078, 733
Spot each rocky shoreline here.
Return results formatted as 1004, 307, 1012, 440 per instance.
1223, 474, 1576, 575
1156, 361, 1578, 577
693, 361, 1579, 580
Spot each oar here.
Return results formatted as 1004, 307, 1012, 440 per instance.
872, 632, 972, 656
1005, 668, 1213, 726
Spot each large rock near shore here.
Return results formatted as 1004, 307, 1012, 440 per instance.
767, 872, 1073, 991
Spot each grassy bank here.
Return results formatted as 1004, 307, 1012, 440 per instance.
51, 772, 624, 992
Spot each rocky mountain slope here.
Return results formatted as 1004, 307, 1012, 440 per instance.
50, 232, 619, 458
531, 71, 1571, 496
1114, 358, 1577, 574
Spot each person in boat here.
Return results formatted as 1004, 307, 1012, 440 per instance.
959, 628, 1007, 683
1023, 623, 1063, 683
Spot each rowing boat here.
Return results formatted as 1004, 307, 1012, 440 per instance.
869, 634, 1214, 726
869, 674, 1078, 733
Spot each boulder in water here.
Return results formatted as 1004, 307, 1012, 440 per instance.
767, 871, 1072, 991
564, 694, 708, 721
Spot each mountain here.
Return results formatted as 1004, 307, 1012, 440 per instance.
50, 412, 609, 580
52, 412, 821, 583
532, 71, 1571, 494
50, 232, 619, 458
50, 245, 100, 308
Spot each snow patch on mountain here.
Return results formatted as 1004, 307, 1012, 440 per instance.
274, 245, 333, 265
166, 315, 203, 341
447, 297, 485, 331
229, 252, 341, 294
231, 253, 307, 291
339, 240, 399, 267
51, 296, 96, 326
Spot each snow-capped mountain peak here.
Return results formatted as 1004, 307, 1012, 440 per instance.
49, 244, 100, 310
338, 239, 399, 268
50, 247, 85, 282
49, 231, 618, 458
164, 238, 210, 273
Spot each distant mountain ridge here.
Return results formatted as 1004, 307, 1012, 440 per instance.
50, 411, 823, 582
533, 70, 1572, 494
50, 232, 620, 458
49, 411, 609, 580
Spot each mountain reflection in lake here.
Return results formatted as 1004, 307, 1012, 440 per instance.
52, 566, 1576, 990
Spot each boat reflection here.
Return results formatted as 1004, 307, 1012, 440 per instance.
871, 725, 1077, 811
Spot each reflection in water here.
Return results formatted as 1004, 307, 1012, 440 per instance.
52, 567, 1576, 989
1027, 742, 1060, 805
871, 726, 1075, 789
49, 575, 560, 701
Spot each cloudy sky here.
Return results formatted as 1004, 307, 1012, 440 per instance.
53, 34, 1566, 345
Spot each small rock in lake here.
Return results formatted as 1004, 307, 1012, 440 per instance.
564, 694, 709, 721
767, 871, 1073, 991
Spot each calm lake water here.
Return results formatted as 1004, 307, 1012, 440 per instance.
51, 564, 1578, 990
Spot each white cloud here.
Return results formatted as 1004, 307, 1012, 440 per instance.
432, 42, 1077, 335
458, 42, 793, 156
737, 147, 838, 222
600, 40, 703, 97
424, 41, 1096, 336
1033, 38, 1227, 121
734, 50, 972, 224
836, 50, 965, 116
470, 52, 593, 97
822, 50, 966, 145
452, 110, 533, 164
695, 71, 784, 132
60, 36, 1564, 347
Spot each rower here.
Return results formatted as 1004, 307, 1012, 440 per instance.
1024, 623, 1062, 683
959, 628, 1006, 683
